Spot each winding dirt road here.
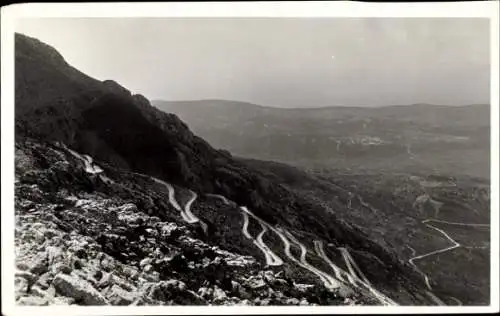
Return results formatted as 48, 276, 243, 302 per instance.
240, 207, 283, 266
338, 246, 398, 306
256, 222, 284, 266
63, 145, 114, 184
283, 229, 342, 290
425, 291, 446, 306
422, 219, 490, 227
408, 218, 490, 292
184, 190, 201, 223
206, 194, 398, 305
151, 178, 208, 234
313, 240, 346, 282
206, 193, 231, 205
241, 211, 252, 239
61, 147, 400, 305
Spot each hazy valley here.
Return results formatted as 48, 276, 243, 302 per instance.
153, 99, 489, 179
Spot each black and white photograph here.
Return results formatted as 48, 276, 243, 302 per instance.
1, 1, 499, 314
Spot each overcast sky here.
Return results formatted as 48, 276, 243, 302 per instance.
16, 18, 490, 107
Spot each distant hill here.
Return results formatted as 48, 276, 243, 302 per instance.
152, 100, 490, 178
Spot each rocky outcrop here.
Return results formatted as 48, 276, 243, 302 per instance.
14, 141, 373, 306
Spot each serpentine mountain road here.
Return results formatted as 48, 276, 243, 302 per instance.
62, 146, 480, 306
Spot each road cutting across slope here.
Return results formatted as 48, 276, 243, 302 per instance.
240, 206, 338, 286
256, 222, 284, 266
184, 190, 201, 223
206, 193, 231, 205
316, 238, 398, 306
150, 178, 208, 234
338, 247, 398, 305
313, 240, 346, 282
409, 222, 460, 266
63, 154, 400, 305
62, 145, 114, 184
82, 154, 104, 174
283, 229, 342, 289
213, 195, 398, 305
59, 147, 405, 305
449, 296, 463, 306
425, 291, 446, 306
408, 218, 489, 292
241, 211, 252, 239
151, 177, 182, 210
422, 219, 490, 227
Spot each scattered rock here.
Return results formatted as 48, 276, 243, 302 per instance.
146, 279, 206, 304
244, 276, 266, 290
53, 273, 108, 305
299, 298, 309, 306
15, 270, 37, 287
285, 298, 300, 305
72, 258, 83, 270
97, 272, 113, 289
93, 270, 103, 281
198, 287, 213, 300
28, 256, 49, 275
263, 270, 275, 284
52, 296, 76, 305
110, 274, 135, 292
46, 246, 64, 264
212, 285, 227, 303
139, 258, 152, 268
119, 203, 138, 213
294, 283, 315, 293
74, 247, 88, 259
52, 262, 72, 275
15, 277, 29, 296
30, 285, 50, 298
107, 285, 136, 305
237, 286, 252, 300
16, 262, 30, 271
35, 272, 53, 289
17, 296, 49, 306
100, 258, 114, 272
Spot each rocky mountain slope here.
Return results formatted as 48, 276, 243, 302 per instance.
14, 32, 448, 306
16, 139, 371, 306
152, 99, 490, 179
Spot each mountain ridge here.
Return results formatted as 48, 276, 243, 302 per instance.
151, 98, 489, 111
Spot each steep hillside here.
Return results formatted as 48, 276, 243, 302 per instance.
14, 32, 456, 306
153, 100, 490, 179
16, 139, 377, 306
241, 158, 490, 305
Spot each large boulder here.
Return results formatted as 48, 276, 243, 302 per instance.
17, 296, 49, 306
106, 284, 137, 305
53, 273, 108, 305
